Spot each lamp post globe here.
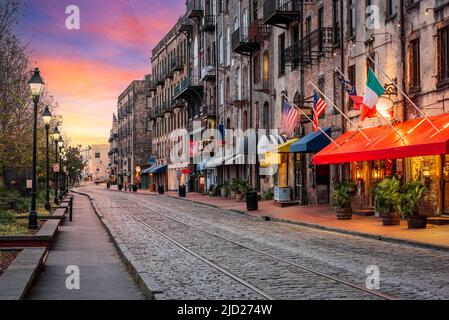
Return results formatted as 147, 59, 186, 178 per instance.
52, 127, 61, 205
27, 68, 45, 229
42, 106, 52, 211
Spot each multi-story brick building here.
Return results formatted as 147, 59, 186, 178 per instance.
116, 79, 152, 189
136, 1, 449, 216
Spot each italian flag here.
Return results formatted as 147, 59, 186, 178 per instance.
361, 68, 384, 121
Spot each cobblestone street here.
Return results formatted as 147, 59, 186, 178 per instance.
78, 185, 449, 300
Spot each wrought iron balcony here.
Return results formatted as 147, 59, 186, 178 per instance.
263, 0, 311, 26
173, 77, 203, 100
171, 58, 184, 73
187, 0, 203, 19
285, 28, 335, 66
178, 16, 193, 33
201, 15, 216, 32
232, 20, 270, 54
201, 65, 215, 81
161, 66, 173, 79
155, 74, 164, 86
232, 27, 259, 54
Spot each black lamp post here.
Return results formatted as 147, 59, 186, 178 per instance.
52, 127, 60, 205
42, 106, 52, 211
59, 145, 65, 200
27, 68, 45, 229
58, 139, 64, 201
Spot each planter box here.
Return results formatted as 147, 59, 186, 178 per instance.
0, 219, 61, 248
407, 216, 427, 229
336, 208, 353, 220
382, 215, 401, 226
0, 248, 47, 300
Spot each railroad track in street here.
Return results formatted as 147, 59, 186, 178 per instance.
120, 197, 396, 300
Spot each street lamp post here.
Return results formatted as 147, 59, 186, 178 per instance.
27, 68, 45, 229
42, 106, 52, 211
58, 139, 64, 200
52, 127, 60, 205
59, 144, 65, 200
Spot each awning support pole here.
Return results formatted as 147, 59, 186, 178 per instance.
281, 94, 341, 150
308, 81, 373, 145
334, 67, 407, 146
366, 54, 441, 135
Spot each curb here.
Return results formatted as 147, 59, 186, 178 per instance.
104, 187, 449, 253
71, 190, 168, 300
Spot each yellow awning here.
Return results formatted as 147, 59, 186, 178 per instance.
276, 138, 299, 153
260, 152, 282, 167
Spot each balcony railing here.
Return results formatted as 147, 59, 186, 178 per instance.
161, 66, 173, 79
285, 27, 335, 66
263, 0, 309, 26
187, 0, 203, 19
171, 58, 185, 73
177, 16, 193, 33
201, 65, 215, 81
201, 15, 216, 32
232, 27, 260, 54
173, 76, 202, 99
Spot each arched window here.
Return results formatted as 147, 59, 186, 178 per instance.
225, 77, 230, 100
226, 117, 231, 129
263, 51, 269, 90
243, 66, 249, 99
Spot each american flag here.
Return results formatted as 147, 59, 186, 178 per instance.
313, 92, 328, 132
339, 77, 357, 96
281, 101, 300, 134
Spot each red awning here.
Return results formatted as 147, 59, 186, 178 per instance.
312, 113, 449, 165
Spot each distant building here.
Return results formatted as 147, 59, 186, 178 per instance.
115, 79, 152, 187
79, 144, 110, 181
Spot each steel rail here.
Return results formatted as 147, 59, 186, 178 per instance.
105, 191, 397, 300
126, 212, 275, 300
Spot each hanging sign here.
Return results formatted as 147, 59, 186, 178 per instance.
26, 179, 32, 189
53, 163, 60, 173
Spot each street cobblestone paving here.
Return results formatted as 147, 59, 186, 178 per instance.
78, 186, 449, 300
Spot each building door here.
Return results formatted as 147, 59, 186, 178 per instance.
316, 165, 330, 204
443, 155, 449, 215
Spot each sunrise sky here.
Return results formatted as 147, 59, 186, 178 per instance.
17, 0, 184, 146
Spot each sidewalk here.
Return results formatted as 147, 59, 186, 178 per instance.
114, 185, 449, 250
27, 193, 144, 300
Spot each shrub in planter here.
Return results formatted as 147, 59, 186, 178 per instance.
230, 178, 249, 201
331, 181, 355, 220
262, 188, 274, 201
374, 177, 401, 226
400, 181, 428, 229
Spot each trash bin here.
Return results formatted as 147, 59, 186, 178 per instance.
106, 182, 110, 189
158, 185, 164, 194
149, 184, 156, 192
178, 185, 186, 197
118, 184, 123, 191
133, 184, 138, 192
246, 191, 258, 211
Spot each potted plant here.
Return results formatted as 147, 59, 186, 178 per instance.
221, 182, 229, 198
374, 177, 401, 226
231, 178, 249, 202
331, 181, 355, 220
400, 181, 428, 229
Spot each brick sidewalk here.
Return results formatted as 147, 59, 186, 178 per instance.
27, 193, 144, 300
111, 185, 449, 250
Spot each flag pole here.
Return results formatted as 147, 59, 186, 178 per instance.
281, 94, 341, 149
365, 54, 441, 135
334, 67, 407, 145
308, 81, 373, 144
